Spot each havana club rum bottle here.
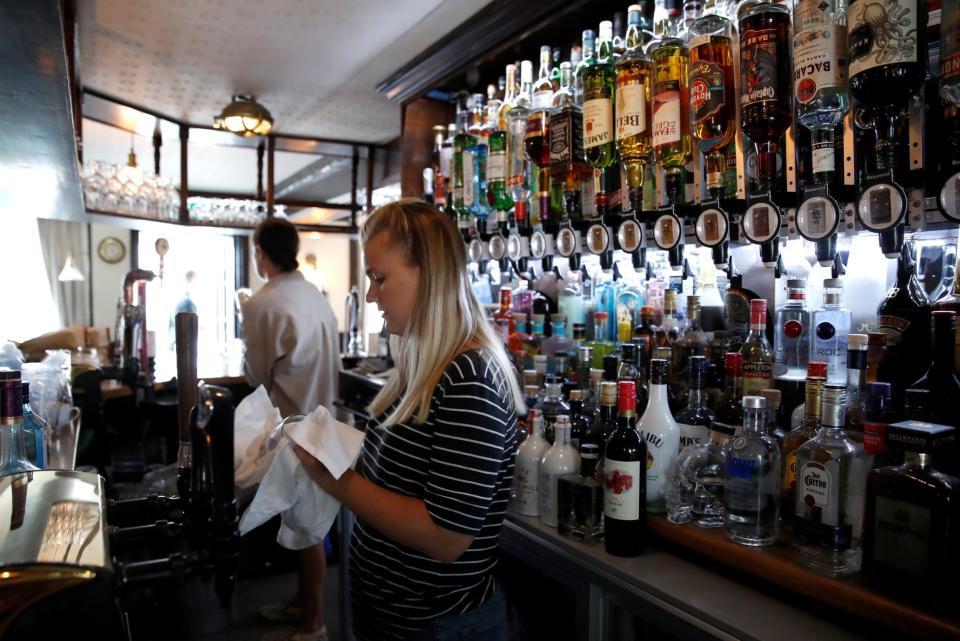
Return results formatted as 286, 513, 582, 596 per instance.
616, 5, 654, 213
650, 0, 693, 204
688, 0, 736, 199
583, 21, 618, 216
737, 0, 792, 194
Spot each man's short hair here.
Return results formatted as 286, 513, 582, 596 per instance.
253, 217, 299, 272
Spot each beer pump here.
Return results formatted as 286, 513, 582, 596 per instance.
107, 268, 156, 389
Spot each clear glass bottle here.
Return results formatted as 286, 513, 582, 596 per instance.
558, 442, 605, 542
615, 275, 645, 344
739, 299, 774, 396
632, 305, 658, 360
844, 333, 869, 442
774, 278, 810, 381
589, 311, 616, 367
526, 46, 555, 224
794, 383, 868, 577
723, 395, 780, 546
20, 381, 47, 469
604, 380, 647, 556
465, 93, 490, 230
667, 419, 735, 526
657, 289, 681, 345
507, 60, 535, 228
541, 315, 573, 357
674, 355, 717, 451
616, 4, 655, 212
536, 377, 570, 445
717, 351, 745, 427
638, 359, 681, 513
559, 271, 587, 330
0, 374, 39, 476
540, 415, 581, 527
670, 295, 709, 408
780, 375, 824, 531
515, 409, 550, 516
811, 278, 852, 385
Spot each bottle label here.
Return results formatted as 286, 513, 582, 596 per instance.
515, 459, 540, 515
796, 516, 853, 551
440, 147, 453, 178
689, 60, 726, 125
678, 422, 709, 452
640, 427, 677, 504
793, 0, 847, 103
615, 82, 647, 141
452, 186, 463, 204
812, 142, 836, 173
652, 81, 682, 147
583, 98, 614, 149
863, 420, 888, 455
877, 314, 910, 347
871, 496, 931, 575
848, 0, 918, 79
740, 28, 783, 107
463, 154, 475, 206
487, 151, 507, 182
550, 110, 585, 170
539, 469, 559, 523
799, 460, 831, 509
604, 459, 641, 520
782, 449, 799, 493
742, 360, 773, 395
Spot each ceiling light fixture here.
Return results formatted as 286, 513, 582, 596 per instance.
213, 94, 274, 137
58, 254, 85, 282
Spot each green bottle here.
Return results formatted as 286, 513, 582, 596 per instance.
582, 20, 618, 214
452, 99, 478, 231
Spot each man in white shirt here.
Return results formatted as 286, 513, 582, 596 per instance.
242, 216, 338, 641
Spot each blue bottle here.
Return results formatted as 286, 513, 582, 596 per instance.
0, 373, 40, 476
21, 382, 47, 468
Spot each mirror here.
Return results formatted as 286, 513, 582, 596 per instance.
617, 219, 642, 253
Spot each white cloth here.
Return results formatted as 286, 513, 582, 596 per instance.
241, 270, 340, 418
238, 402, 364, 550
234, 385, 284, 488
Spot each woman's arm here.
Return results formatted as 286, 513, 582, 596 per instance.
293, 446, 473, 563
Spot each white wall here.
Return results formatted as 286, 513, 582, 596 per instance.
89, 223, 133, 331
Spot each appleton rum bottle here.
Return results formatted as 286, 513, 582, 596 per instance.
650, 0, 693, 204
688, 0, 736, 199
737, 0, 792, 194
583, 21, 618, 215
740, 299, 774, 396
616, 5, 654, 213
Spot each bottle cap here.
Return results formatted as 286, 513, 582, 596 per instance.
628, 4, 644, 14
600, 381, 618, 405
580, 442, 600, 476
534, 354, 548, 367
823, 278, 843, 289
688, 355, 708, 385
724, 351, 742, 373
654, 346, 673, 361
20, 381, 29, 400
886, 420, 955, 454
822, 383, 847, 427
523, 385, 540, 397
594, 311, 609, 320
590, 368, 604, 382
569, 389, 583, 401
786, 279, 806, 289
649, 358, 669, 384
531, 313, 545, 323
749, 299, 766, 328
847, 333, 868, 350
572, 324, 587, 340
807, 361, 828, 378
760, 388, 781, 409
1, 378, 22, 421
742, 395, 766, 409
0, 370, 19, 382
904, 388, 932, 420
620, 342, 638, 361
603, 355, 619, 380
555, 351, 568, 359
520, 60, 534, 83
523, 369, 538, 384
617, 380, 636, 412
640, 306, 655, 318
599, 20, 613, 40
580, 442, 600, 459
868, 331, 887, 347
578, 345, 594, 362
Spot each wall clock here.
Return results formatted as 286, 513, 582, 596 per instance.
97, 236, 126, 264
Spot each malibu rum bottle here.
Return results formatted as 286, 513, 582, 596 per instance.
616, 5, 654, 213
688, 0, 736, 199
650, 1, 693, 204
583, 21, 618, 216
737, 0, 792, 194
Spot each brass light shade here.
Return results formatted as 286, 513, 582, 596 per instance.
213, 94, 273, 137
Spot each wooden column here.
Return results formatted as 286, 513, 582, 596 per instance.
266, 135, 275, 215
179, 124, 189, 223
256, 139, 265, 201
399, 98, 454, 198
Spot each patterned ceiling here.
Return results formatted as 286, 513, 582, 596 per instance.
78, 0, 487, 143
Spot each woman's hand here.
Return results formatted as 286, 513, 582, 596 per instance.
292, 443, 337, 495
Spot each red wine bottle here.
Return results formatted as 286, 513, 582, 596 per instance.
603, 380, 647, 557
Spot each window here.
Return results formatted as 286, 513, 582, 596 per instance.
137, 229, 238, 381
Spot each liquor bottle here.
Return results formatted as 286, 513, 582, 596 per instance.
604, 380, 648, 556
876, 243, 932, 412
675, 355, 717, 451
616, 5, 655, 212
943, 0, 960, 106
780, 375, 824, 530
540, 415, 581, 527
616, 276, 645, 343
617, 342, 641, 387
931, 253, 960, 367
811, 278, 852, 384
568, 389, 591, 450
20, 382, 46, 468
789, 360, 830, 428
724, 270, 762, 353
723, 395, 781, 546
688, 0, 736, 198
452, 101, 478, 230
794, 384, 868, 576
844, 333, 869, 441
632, 306, 658, 359
613, 11, 628, 60
638, 359, 681, 513
862, 381, 893, 464
575, 29, 596, 107
589, 311, 616, 367
760, 388, 783, 442
863, 421, 959, 608
550, 46, 563, 90
848, 0, 926, 173
717, 351, 745, 426
670, 295, 709, 407
737, 0, 792, 194
488, 65, 514, 216
667, 415, 734, 526
558, 442, 605, 542
550, 61, 589, 219
650, 2, 693, 204
526, 46, 555, 223
440, 123, 456, 212
431, 125, 448, 209
773, 279, 810, 380
0, 374, 39, 476
740, 299, 774, 396
558, 270, 587, 330
865, 331, 887, 384
657, 289, 681, 345
908, 311, 960, 429
793, 0, 849, 186
536, 377, 570, 445
541, 316, 574, 358
586, 381, 619, 460
507, 61, 535, 228
515, 409, 550, 516
583, 21, 618, 214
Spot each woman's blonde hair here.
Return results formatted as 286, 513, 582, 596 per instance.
363, 198, 525, 426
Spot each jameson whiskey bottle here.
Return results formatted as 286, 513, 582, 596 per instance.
737, 0, 793, 194
616, 5, 654, 213
550, 62, 589, 219
583, 21, 618, 215
740, 299, 774, 396
487, 64, 515, 216
848, 0, 925, 173
650, 0, 693, 204
876, 243, 932, 412
452, 101, 478, 230
793, 0, 848, 186
688, 0, 736, 199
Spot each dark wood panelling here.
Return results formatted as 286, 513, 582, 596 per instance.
400, 98, 454, 198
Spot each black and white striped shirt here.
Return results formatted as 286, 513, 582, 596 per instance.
350, 350, 518, 641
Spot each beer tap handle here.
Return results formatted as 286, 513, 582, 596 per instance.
175, 312, 198, 501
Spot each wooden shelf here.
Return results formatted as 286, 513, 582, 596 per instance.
647, 516, 960, 640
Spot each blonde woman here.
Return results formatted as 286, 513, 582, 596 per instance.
294, 199, 525, 641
